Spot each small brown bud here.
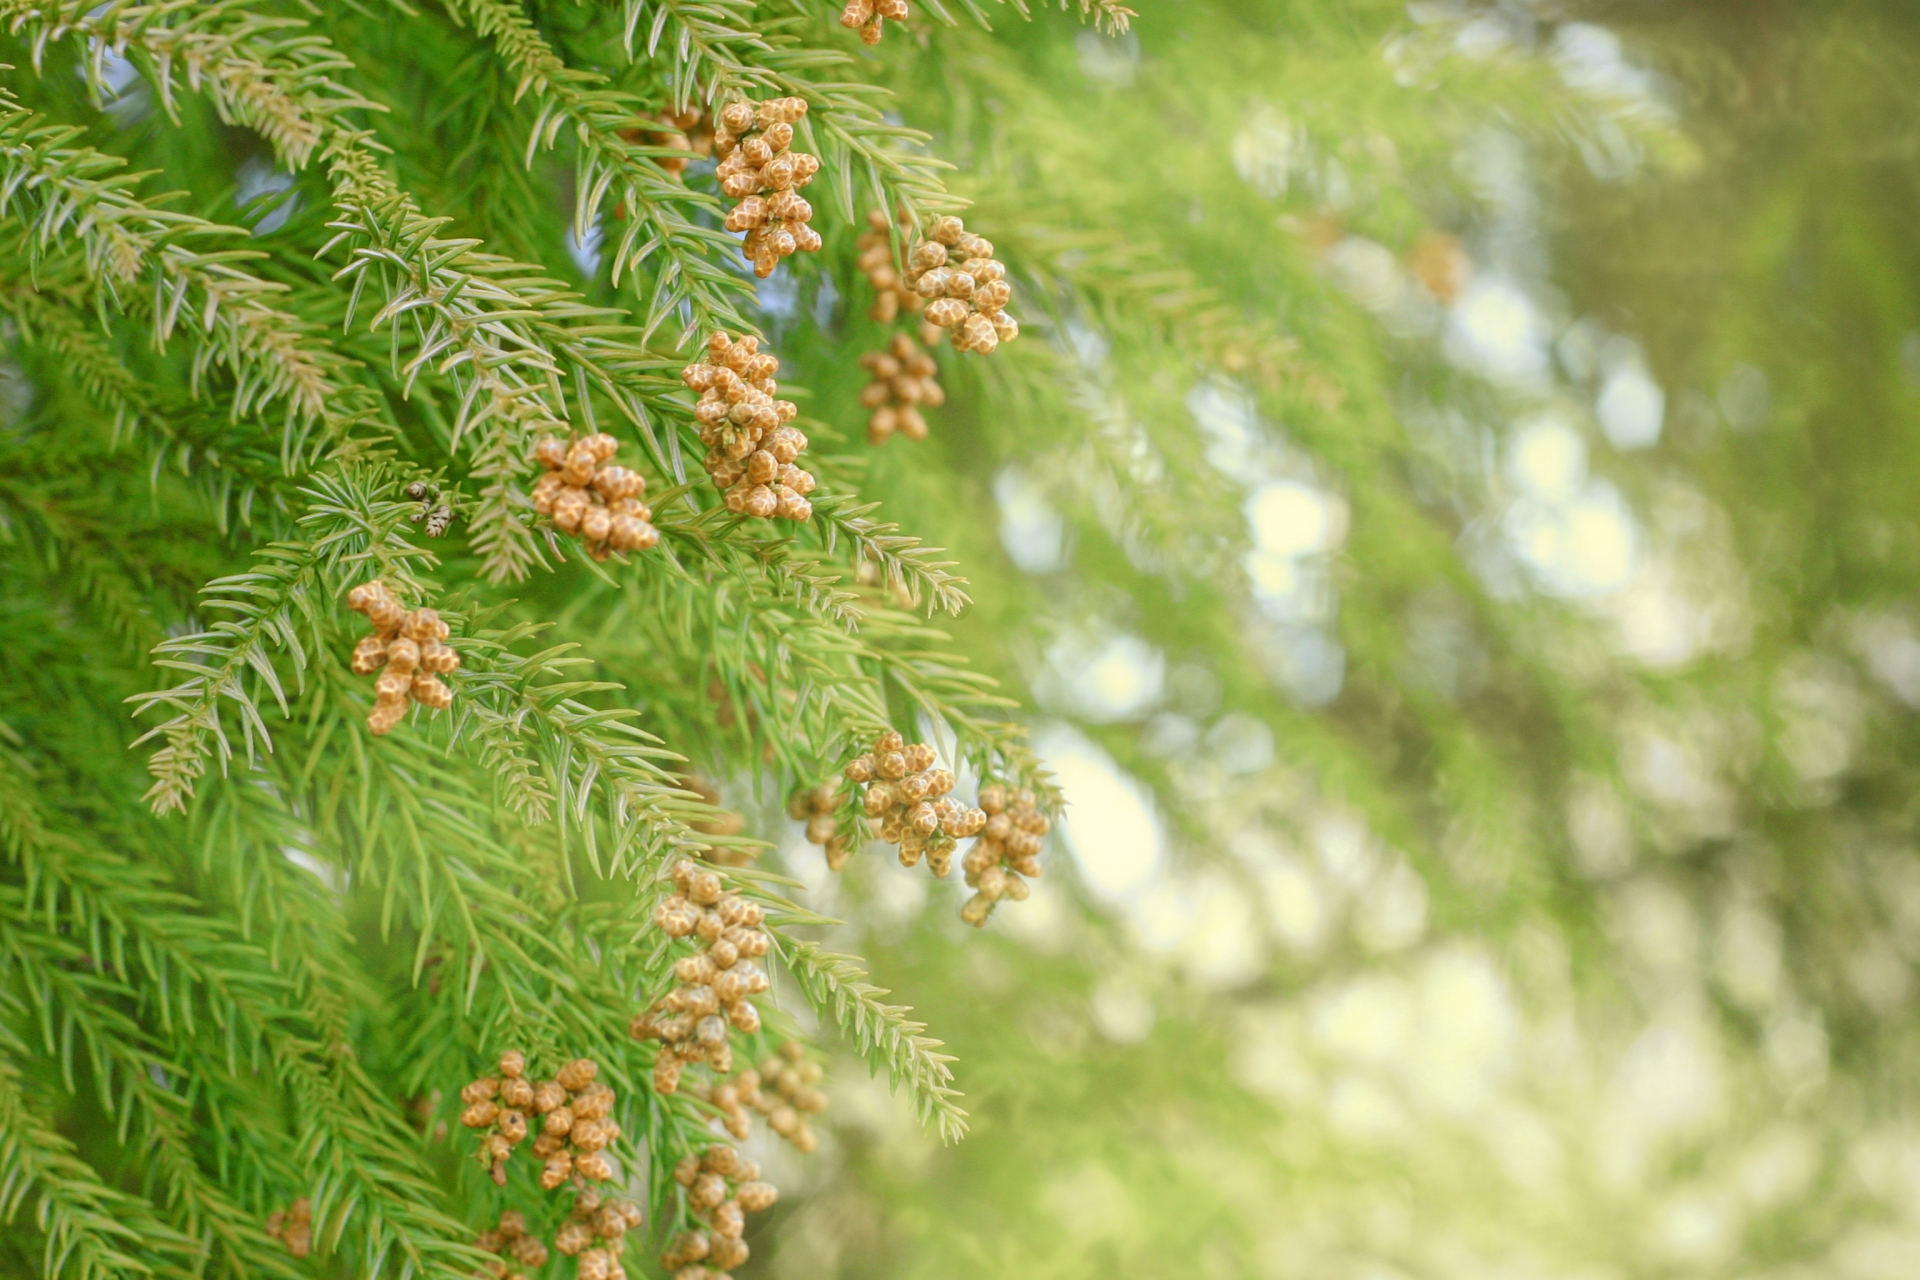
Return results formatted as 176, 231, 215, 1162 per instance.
736, 1180, 779, 1212
691, 1170, 728, 1209
461, 1077, 500, 1105
710, 1200, 745, 1239
654, 1050, 684, 1096
709, 1235, 750, 1269
573, 1082, 615, 1121
556, 1058, 598, 1092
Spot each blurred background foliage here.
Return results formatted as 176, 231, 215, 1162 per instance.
746, 3, 1920, 1279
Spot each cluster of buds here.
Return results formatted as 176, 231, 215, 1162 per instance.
698, 1044, 826, 1153
682, 332, 815, 522
554, 1188, 644, 1280
746, 1044, 827, 1152
906, 217, 1018, 355
459, 1051, 620, 1188
661, 1145, 778, 1277
633, 861, 771, 1092
346, 582, 459, 735
714, 98, 822, 277
960, 784, 1049, 926
859, 334, 944, 445
789, 783, 852, 871
846, 730, 986, 877
405, 480, 454, 537
699, 1076, 755, 1142
265, 1198, 312, 1258
529, 1058, 621, 1189
840, 0, 909, 43
475, 1210, 549, 1280
460, 1049, 536, 1184
530, 433, 659, 559
855, 209, 928, 329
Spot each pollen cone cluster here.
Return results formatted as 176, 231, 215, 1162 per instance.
747, 1043, 827, 1152
660, 1144, 779, 1279
346, 581, 459, 735
459, 1049, 535, 1185
529, 1058, 622, 1189
476, 1210, 550, 1280
265, 1198, 312, 1258
840, 0, 908, 44
554, 1187, 644, 1280
683, 332, 815, 521
859, 333, 943, 444
855, 209, 925, 326
696, 1043, 826, 1151
715, 98, 821, 277
906, 216, 1018, 355
790, 783, 852, 871
633, 860, 771, 1093
845, 730, 986, 877
960, 783, 1050, 926
460, 1051, 621, 1188
530, 432, 659, 560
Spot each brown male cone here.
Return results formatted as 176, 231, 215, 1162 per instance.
346, 581, 459, 735
714, 98, 822, 278
856, 209, 924, 325
682, 332, 816, 521
475, 1209, 551, 1280
553, 1186, 644, 1280
791, 782, 854, 870
841, 0, 910, 44
960, 782, 1050, 926
903, 215, 1020, 355
844, 729, 987, 877
659, 1143, 779, 1279
530, 432, 660, 561
630, 859, 772, 1095
859, 333, 944, 444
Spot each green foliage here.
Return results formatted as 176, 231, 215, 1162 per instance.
8, 1, 1913, 1279
0, 0, 1108, 1273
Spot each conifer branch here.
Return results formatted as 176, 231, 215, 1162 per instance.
448, 628, 756, 878
445, 0, 756, 343
916, 0, 1132, 33
2, 764, 286, 1251
0, 476, 166, 656
1, 750, 478, 1279
810, 492, 972, 615
0, 276, 302, 530
619, 0, 956, 221
0, 1051, 191, 1280
12, 1, 983, 603
0, 93, 375, 469
126, 471, 435, 813
778, 939, 967, 1143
